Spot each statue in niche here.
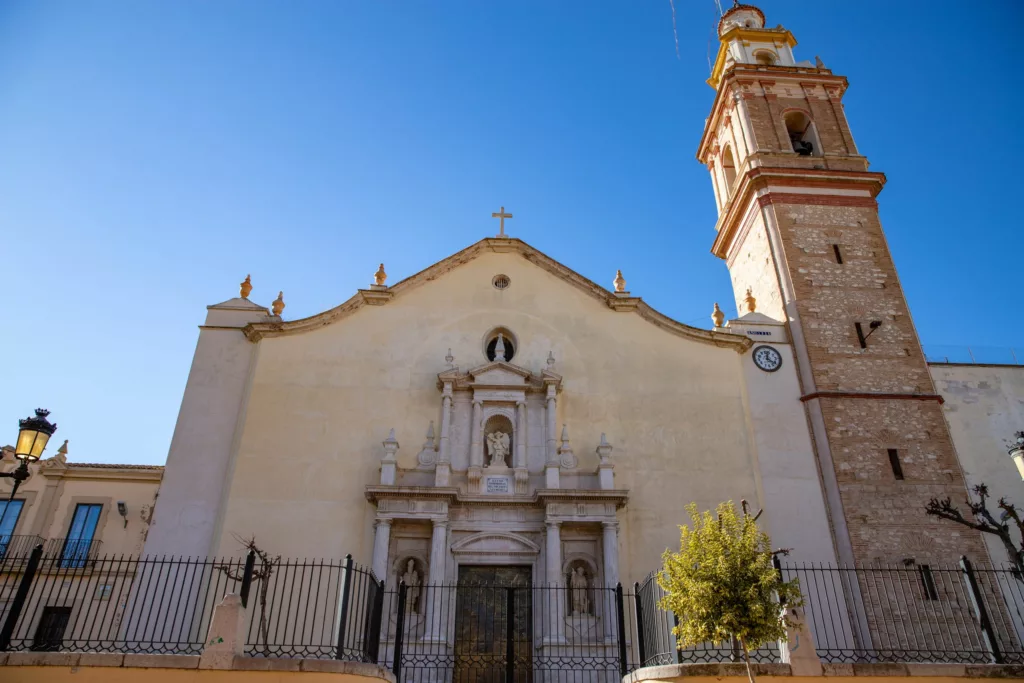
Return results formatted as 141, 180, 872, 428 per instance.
402, 559, 421, 613
570, 566, 590, 615
486, 431, 510, 468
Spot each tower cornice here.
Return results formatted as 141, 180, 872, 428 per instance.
710, 167, 886, 260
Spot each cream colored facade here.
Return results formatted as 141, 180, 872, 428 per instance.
0, 443, 162, 558
931, 363, 1024, 566
144, 237, 839, 594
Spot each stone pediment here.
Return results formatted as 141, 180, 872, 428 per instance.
469, 362, 532, 388
438, 360, 557, 392
241, 237, 751, 353
450, 532, 540, 557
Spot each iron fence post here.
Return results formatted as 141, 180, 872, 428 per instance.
505, 587, 515, 683
335, 554, 355, 660
673, 613, 683, 664
633, 581, 647, 666
368, 578, 385, 663
615, 583, 628, 676
239, 549, 256, 609
0, 544, 43, 651
393, 581, 408, 678
960, 556, 1003, 664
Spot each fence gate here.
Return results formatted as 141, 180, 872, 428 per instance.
453, 567, 532, 683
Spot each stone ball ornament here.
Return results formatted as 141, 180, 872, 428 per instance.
752, 345, 782, 373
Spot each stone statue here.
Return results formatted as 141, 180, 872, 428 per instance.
486, 431, 510, 468
570, 566, 590, 615
402, 559, 421, 613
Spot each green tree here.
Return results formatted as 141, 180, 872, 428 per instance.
658, 501, 801, 683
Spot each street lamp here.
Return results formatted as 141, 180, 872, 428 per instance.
2, 409, 57, 501
1009, 431, 1024, 481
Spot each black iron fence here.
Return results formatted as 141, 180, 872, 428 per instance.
381, 582, 629, 682
632, 571, 779, 668
781, 559, 1024, 664
0, 545, 243, 653
5, 547, 1024, 677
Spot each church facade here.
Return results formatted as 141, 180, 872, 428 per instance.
144, 3, 1002, 600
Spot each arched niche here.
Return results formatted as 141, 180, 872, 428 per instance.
483, 413, 514, 468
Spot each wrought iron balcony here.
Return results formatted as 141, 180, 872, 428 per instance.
0, 535, 45, 561
41, 538, 103, 568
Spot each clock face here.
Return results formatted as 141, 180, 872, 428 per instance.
752, 345, 782, 372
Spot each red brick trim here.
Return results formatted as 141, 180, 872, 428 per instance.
800, 391, 945, 405
758, 193, 878, 208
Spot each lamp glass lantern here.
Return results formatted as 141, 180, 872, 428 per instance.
15, 409, 57, 462
1010, 432, 1024, 481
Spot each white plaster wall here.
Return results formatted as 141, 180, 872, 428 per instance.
741, 341, 838, 565
213, 251, 789, 582
931, 364, 1024, 566
144, 313, 261, 558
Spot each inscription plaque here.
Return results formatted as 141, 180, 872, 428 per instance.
485, 476, 511, 494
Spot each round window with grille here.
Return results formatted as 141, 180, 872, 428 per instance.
492, 274, 510, 290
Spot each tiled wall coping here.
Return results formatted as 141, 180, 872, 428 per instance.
0, 651, 395, 681
626, 662, 1024, 681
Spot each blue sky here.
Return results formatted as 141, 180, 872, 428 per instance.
1, 1, 1021, 465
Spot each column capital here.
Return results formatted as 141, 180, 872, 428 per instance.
602, 520, 619, 530
546, 520, 561, 530
375, 518, 393, 529
516, 400, 526, 408
432, 519, 448, 530
472, 398, 483, 408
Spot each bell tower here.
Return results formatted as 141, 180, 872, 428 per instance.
698, 4, 985, 565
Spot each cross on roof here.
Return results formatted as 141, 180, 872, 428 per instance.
491, 206, 513, 236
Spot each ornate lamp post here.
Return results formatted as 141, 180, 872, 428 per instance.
1010, 431, 1024, 481
2, 409, 57, 501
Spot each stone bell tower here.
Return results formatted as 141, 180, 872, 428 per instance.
697, 4, 985, 566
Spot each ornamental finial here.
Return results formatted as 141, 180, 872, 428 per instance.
240, 274, 252, 299
495, 333, 507, 362
613, 270, 626, 293
744, 287, 757, 313
712, 302, 725, 328
374, 263, 387, 286
272, 291, 285, 316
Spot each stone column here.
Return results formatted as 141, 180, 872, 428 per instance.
371, 519, 391, 581
545, 387, 557, 465
469, 399, 483, 490
423, 520, 449, 642
514, 401, 528, 493
544, 521, 567, 644
602, 520, 621, 644
602, 521, 619, 588
436, 385, 453, 487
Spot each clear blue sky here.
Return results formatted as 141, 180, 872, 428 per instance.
1, 1, 1021, 465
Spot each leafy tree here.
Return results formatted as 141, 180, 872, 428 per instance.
658, 501, 801, 683
926, 484, 1024, 575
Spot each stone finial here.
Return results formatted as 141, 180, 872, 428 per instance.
380, 429, 399, 485
596, 433, 613, 464
240, 274, 252, 299
613, 270, 626, 293
815, 55, 826, 69
382, 429, 400, 462
744, 287, 757, 313
374, 263, 387, 286
494, 333, 507, 362
596, 433, 614, 489
547, 351, 555, 368
417, 422, 438, 467
272, 291, 285, 316
445, 348, 454, 368
558, 424, 577, 469
712, 302, 725, 328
